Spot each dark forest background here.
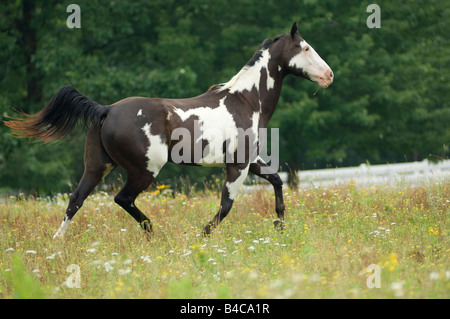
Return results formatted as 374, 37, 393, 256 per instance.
1, 0, 448, 194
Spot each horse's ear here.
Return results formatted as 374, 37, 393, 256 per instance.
290, 22, 299, 38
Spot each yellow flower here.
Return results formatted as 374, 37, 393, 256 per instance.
384, 253, 399, 272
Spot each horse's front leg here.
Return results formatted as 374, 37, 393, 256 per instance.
203, 164, 249, 236
249, 157, 285, 231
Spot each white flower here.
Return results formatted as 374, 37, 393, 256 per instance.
140, 255, 152, 263
26, 250, 37, 254
123, 258, 133, 265
390, 281, 404, 297
118, 269, 131, 276
103, 262, 113, 272
5, 248, 14, 253
429, 271, 439, 280
248, 246, 255, 251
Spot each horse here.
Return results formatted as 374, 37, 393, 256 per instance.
5, 22, 333, 239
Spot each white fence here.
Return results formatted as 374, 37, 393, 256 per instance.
246, 159, 450, 189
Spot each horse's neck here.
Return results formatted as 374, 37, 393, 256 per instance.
219, 52, 285, 126
258, 74, 283, 126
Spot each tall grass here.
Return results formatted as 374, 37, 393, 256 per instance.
0, 180, 449, 298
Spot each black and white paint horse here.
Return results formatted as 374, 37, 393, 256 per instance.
6, 22, 333, 239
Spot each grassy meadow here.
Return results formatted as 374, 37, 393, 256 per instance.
0, 180, 449, 299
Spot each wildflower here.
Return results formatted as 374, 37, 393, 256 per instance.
140, 255, 152, 263
118, 269, 132, 276
104, 261, 114, 272
46, 252, 60, 259
429, 271, 439, 280
390, 281, 404, 297
26, 250, 37, 254
123, 259, 133, 265
86, 248, 97, 253
248, 246, 255, 251
5, 248, 14, 253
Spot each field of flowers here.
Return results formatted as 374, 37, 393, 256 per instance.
0, 180, 449, 299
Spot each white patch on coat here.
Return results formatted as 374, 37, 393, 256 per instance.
137, 109, 143, 116
172, 97, 239, 165
141, 123, 168, 176
216, 49, 274, 93
226, 165, 250, 200
251, 112, 260, 139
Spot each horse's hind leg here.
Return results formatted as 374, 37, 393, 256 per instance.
53, 125, 115, 239
114, 171, 153, 233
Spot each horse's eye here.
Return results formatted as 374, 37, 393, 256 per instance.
305, 47, 310, 51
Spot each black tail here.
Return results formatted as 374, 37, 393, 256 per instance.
4, 86, 109, 142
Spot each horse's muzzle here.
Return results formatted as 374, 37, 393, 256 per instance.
318, 68, 334, 88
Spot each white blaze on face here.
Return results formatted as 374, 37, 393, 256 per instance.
141, 123, 168, 177
288, 40, 333, 88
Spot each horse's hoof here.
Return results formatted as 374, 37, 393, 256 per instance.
202, 222, 215, 237
140, 220, 153, 232
273, 219, 284, 231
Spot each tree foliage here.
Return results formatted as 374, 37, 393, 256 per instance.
1, 0, 448, 194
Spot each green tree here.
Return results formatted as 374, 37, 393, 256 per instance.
1, 0, 448, 194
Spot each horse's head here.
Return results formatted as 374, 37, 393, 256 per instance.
279, 22, 333, 88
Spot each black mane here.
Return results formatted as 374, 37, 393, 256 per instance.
246, 35, 284, 67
